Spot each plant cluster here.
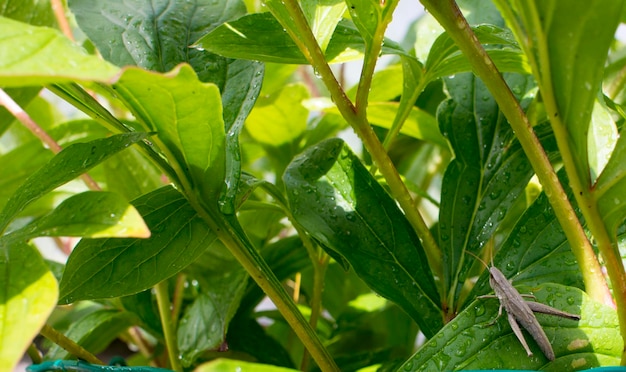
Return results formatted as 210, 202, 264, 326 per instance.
1, 0, 626, 371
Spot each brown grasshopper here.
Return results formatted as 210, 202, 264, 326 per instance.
469, 252, 581, 360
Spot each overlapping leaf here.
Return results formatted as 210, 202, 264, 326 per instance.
195, 14, 406, 64
5, 191, 149, 240
0, 132, 147, 233
400, 284, 620, 370
0, 17, 120, 87
283, 138, 442, 338
437, 73, 544, 310
59, 186, 218, 303
113, 65, 225, 200
0, 241, 57, 371
45, 309, 139, 361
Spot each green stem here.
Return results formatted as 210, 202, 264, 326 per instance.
418, 0, 610, 303
155, 281, 183, 372
267, 0, 443, 280
26, 343, 43, 365
40, 324, 103, 365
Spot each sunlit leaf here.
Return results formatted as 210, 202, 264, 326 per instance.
59, 186, 217, 303
194, 14, 406, 64
0, 17, 120, 87
8, 191, 150, 240
246, 83, 309, 146
113, 65, 225, 200
0, 132, 147, 233
0, 241, 57, 371
195, 359, 299, 372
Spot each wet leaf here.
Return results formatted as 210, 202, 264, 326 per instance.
400, 284, 620, 370
283, 138, 442, 337
0, 132, 147, 233
59, 186, 217, 303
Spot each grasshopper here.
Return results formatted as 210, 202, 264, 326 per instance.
469, 252, 581, 360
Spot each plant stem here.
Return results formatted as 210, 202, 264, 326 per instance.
418, 0, 610, 304
0, 88, 101, 191
155, 281, 183, 372
40, 324, 103, 365
267, 0, 443, 280
26, 343, 43, 364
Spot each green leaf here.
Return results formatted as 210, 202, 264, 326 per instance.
344, 0, 383, 44
0, 87, 41, 136
245, 83, 309, 146
466, 168, 584, 303
302, 0, 347, 52
594, 130, 626, 235
178, 270, 248, 367
0, 0, 55, 26
195, 359, 299, 372
0, 132, 147, 233
68, 0, 246, 84
424, 24, 528, 82
0, 16, 120, 87
283, 138, 442, 338
219, 60, 264, 214
400, 284, 620, 370
502, 0, 624, 185
8, 191, 149, 240
113, 65, 225, 200
194, 14, 406, 64
366, 102, 446, 147
438, 73, 541, 310
0, 241, 57, 371
58, 186, 218, 303
45, 309, 139, 360
103, 146, 165, 201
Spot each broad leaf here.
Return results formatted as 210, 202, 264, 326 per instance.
424, 24, 528, 83
496, 0, 624, 186
0, 132, 147, 233
466, 168, 584, 303
68, 0, 246, 85
438, 73, 540, 311
302, 0, 347, 52
178, 270, 248, 366
0, 17, 120, 87
400, 284, 620, 370
283, 138, 442, 338
45, 309, 139, 360
113, 65, 225, 200
0, 241, 57, 371
194, 14, 406, 64
59, 186, 218, 303
7, 191, 149, 240
0, 0, 55, 26
594, 131, 626, 236
0, 87, 41, 136
245, 83, 309, 146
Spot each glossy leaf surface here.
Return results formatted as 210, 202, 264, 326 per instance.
400, 284, 620, 370
59, 186, 217, 303
0, 17, 119, 87
0, 241, 57, 371
0, 0, 55, 26
499, 0, 623, 185
283, 138, 442, 337
195, 14, 406, 64
195, 359, 298, 372
69, 0, 246, 85
113, 65, 225, 199
8, 191, 149, 240
0, 132, 147, 232
438, 73, 540, 310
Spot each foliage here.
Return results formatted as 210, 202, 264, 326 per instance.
1, 0, 626, 371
